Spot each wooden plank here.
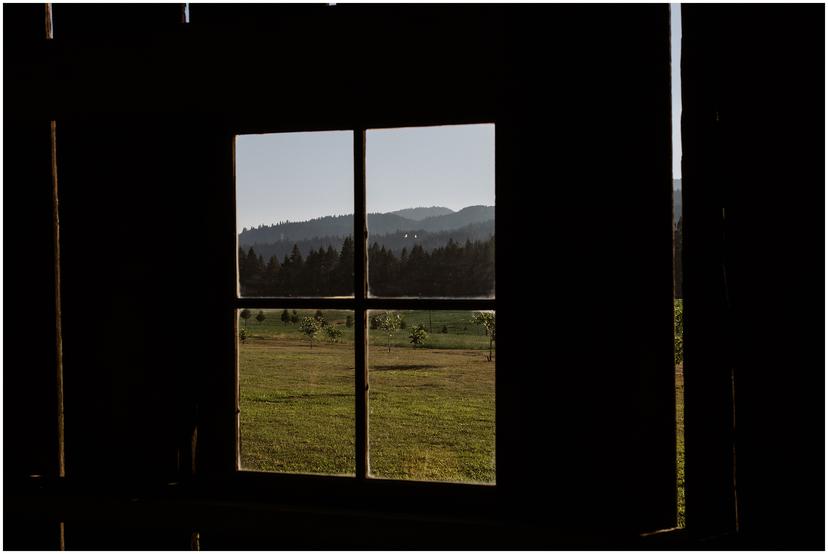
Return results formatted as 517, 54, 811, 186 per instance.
51, 120, 65, 478
354, 129, 368, 479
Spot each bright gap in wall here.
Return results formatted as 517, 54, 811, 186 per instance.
671, 2, 686, 529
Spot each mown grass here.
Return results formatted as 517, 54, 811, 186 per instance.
239, 310, 495, 483
369, 346, 495, 483
239, 337, 356, 475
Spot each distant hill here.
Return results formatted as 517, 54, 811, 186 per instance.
239, 205, 494, 247
242, 220, 495, 263
415, 205, 494, 233
390, 206, 454, 221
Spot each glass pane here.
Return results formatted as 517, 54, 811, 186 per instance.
238, 308, 355, 475
366, 124, 495, 298
368, 310, 495, 483
236, 131, 354, 297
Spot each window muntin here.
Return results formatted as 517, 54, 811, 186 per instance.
234, 125, 495, 485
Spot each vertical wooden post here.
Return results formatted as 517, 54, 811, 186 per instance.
354, 129, 368, 479
45, 3, 53, 39
50, 120, 65, 481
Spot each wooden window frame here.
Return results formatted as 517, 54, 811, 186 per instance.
230, 125, 497, 502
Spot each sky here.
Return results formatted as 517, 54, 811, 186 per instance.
671, 3, 682, 181
236, 124, 495, 231
236, 131, 354, 230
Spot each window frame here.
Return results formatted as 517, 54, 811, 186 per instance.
231, 125, 497, 495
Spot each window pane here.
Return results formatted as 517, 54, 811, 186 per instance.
238, 308, 355, 475
236, 131, 354, 297
366, 124, 495, 298
368, 310, 495, 483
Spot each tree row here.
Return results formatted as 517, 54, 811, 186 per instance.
239, 235, 495, 297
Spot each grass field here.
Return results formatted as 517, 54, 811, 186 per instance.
238, 309, 496, 483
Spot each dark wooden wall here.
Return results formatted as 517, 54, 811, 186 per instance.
682, 5, 824, 549
4, 3, 823, 549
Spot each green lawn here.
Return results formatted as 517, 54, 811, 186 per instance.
239, 310, 496, 483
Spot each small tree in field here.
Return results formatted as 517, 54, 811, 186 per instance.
345, 315, 353, 328
314, 309, 327, 326
256, 310, 266, 324
240, 308, 252, 329
239, 327, 248, 344
290, 310, 299, 324
377, 312, 403, 353
299, 316, 322, 348
409, 324, 428, 348
324, 325, 343, 344
281, 309, 290, 325
472, 312, 496, 362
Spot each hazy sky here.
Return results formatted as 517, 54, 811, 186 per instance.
236, 131, 353, 230
366, 124, 495, 214
236, 124, 495, 230
672, 3, 682, 180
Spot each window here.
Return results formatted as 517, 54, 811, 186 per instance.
234, 125, 495, 484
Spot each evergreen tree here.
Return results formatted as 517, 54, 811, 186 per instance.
281, 308, 290, 325
264, 256, 280, 295
336, 236, 355, 295
305, 248, 323, 295
322, 245, 339, 294
238, 247, 250, 286
256, 310, 266, 324
345, 315, 353, 328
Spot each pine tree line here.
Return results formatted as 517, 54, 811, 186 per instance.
239, 235, 495, 297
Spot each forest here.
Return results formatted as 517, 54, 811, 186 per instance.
239, 235, 495, 297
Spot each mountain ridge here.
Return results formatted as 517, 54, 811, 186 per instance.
390, 206, 455, 221
239, 205, 494, 246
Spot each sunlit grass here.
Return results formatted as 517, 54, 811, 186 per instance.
238, 310, 495, 483
368, 346, 495, 483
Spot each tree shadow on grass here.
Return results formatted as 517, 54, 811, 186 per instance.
370, 364, 439, 372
